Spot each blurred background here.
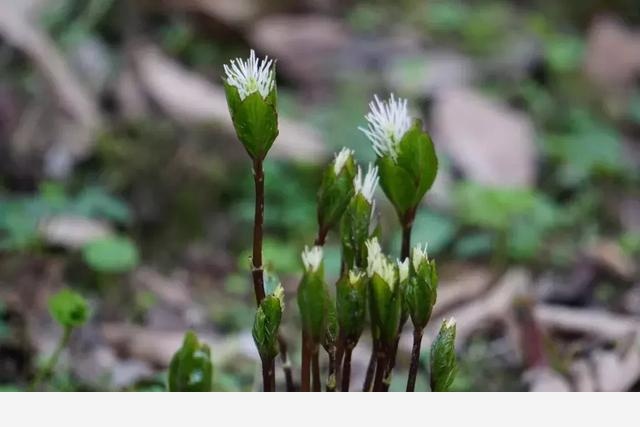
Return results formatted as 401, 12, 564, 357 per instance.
0, 0, 639, 392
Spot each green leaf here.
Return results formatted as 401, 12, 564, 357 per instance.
224, 83, 279, 160
297, 270, 328, 344
317, 153, 357, 235
336, 272, 367, 346
82, 236, 139, 273
49, 289, 90, 328
377, 120, 438, 219
168, 331, 213, 392
430, 319, 457, 392
405, 259, 438, 330
253, 294, 283, 360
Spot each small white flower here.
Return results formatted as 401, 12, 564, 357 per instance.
365, 237, 397, 289
301, 245, 323, 273
353, 163, 379, 204
272, 284, 285, 310
333, 148, 354, 175
397, 258, 409, 283
358, 94, 411, 161
223, 49, 275, 100
348, 270, 364, 285
411, 243, 429, 271
365, 237, 382, 266
444, 317, 456, 329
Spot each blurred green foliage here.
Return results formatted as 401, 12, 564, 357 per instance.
82, 236, 140, 273
0, 183, 130, 251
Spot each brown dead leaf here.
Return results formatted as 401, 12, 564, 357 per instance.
249, 15, 348, 85
39, 216, 112, 250
585, 16, 640, 96
432, 88, 537, 187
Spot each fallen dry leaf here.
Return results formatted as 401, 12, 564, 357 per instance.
432, 87, 537, 187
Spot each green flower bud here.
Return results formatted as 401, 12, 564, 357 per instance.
359, 95, 437, 220
223, 50, 278, 160
430, 318, 457, 392
340, 164, 378, 269
336, 270, 367, 347
317, 148, 357, 239
323, 289, 338, 351
48, 289, 90, 328
297, 246, 328, 345
169, 331, 213, 392
405, 244, 438, 331
365, 238, 402, 348
253, 286, 284, 361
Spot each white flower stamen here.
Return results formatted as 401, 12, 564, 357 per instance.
444, 317, 456, 329
348, 270, 364, 285
397, 258, 409, 282
301, 246, 323, 273
411, 243, 429, 271
223, 49, 275, 100
333, 148, 354, 175
358, 94, 411, 161
365, 237, 397, 289
353, 163, 379, 204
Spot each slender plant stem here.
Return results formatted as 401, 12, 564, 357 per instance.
277, 335, 295, 391
301, 333, 311, 392
29, 326, 72, 391
373, 350, 388, 392
382, 323, 405, 392
251, 159, 266, 305
326, 345, 336, 392
262, 357, 275, 392
311, 350, 321, 392
406, 328, 423, 392
314, 228, 327, 246
363, 340, 377, 391
334, 334, 345, 386
341, 346, 353, 392
400, 208, 416, 261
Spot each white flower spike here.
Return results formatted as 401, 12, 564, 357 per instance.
411, 243, 429, 271
302, 245, 323, 273
359, 94, 411, 161
365, 237, 397, 289
223, 49, 275, 100
348, 270, 365, 285
334, 148, 354, 175
397, 258, 409, 283
354, 163, 379, 204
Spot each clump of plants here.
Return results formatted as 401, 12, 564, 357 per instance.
168, 50, 456, 392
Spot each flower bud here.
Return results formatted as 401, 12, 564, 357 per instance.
323, 289, 338, 352
366, 238, 402, 348
336, 270, 367, 347
223, 50, 278, 160
430, 318, 457, 392
405, 244, 438, 331
297, 246, 328, 345
48, 289, 90, 329
317, 148, 357, 239
359, 95, 438, 220
340, 164, 378, 269
169, 331, 213, 392
252, 286, 284, 361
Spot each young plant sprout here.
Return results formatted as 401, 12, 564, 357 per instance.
166, 50, 454, 393
359, 94, 438, 260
